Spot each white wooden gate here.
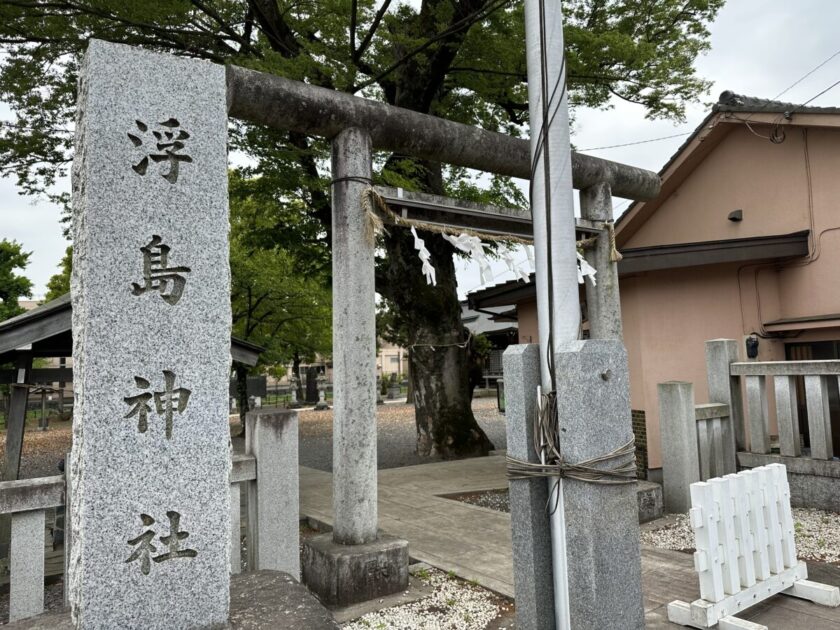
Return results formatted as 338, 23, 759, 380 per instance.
668, 463, 840, 629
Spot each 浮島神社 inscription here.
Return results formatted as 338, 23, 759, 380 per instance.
126, 511, 198, 575
131, 235, 191, 305
127, 118, 193, 184
70, 40, 231, 629
123, 371, 191, 439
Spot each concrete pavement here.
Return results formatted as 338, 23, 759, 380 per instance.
299, 453, 840, 628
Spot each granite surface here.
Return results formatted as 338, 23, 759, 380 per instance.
70, 39, 231, 629
658, 381, 700, 513
502, 344, 556, 630
554, 340, 645, 629
330, 128, 378, 546
302, 533, 409, 608
245, 410, 300, 578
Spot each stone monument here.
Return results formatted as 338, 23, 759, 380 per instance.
70, 40, 231, 629
314, 375, 330, 410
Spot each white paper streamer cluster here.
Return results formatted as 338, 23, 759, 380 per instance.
502, 249, 532, 283
441, 233, 494, 285
410, 227, 436, 286
577, 252, 597, 286
409, 232, 596, 289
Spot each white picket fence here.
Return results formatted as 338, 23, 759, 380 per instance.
667, 463, 840, 629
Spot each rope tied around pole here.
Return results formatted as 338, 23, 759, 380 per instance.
606, 220, 623, 263
506, 389, 637, 513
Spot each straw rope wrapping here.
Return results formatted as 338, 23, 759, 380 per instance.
506, 390, 637, 513
362, 186, 533, 245
361, 186, 623, 261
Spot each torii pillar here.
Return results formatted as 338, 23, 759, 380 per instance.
301, 127, 409, 607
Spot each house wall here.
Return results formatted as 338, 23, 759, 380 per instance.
509, 122, 840, 472
623, 125, 813, 249
516, 299, 539, 344
514, 262, 840, 470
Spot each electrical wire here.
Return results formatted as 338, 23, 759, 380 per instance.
771, 47, 840, 101
578, 132, 692, 152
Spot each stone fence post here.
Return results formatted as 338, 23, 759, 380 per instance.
705, 339, 744, 453
658, 382, 700, 513
245, 409, 300, 578
503, 344, 555, 630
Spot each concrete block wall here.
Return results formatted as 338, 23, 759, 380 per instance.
632, 409, 648, 479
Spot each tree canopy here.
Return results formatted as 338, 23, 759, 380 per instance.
229, 172, 332, 370
0, 239, 33, 321
44, 245, 72, 302
0, 0, 725, 456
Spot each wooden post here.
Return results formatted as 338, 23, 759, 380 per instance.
4, 351, 32, 481
0, 351, 32, 558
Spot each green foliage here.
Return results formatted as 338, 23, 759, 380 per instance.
0, 0, 724, 446
0, 0, 724, 210
471, 332, 491, 360
0, 239, 33, 321
44, 245, 72, 302
229, 173, 332, 371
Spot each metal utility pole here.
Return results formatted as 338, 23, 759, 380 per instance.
524, 1, 578, 627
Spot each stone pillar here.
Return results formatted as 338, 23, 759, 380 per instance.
246, 409, 300, 577
579, 182, 622, 341
503, 344, 555, 630
658, 381, 700, 513
70, 40, 230, 628
0, 351, 32, 558
329, 127, 377, 544
554, 340, 644, 629
705, 339, 744, 454
302, 127, 408, 607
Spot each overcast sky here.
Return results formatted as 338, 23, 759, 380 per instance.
3, 0, 840, 300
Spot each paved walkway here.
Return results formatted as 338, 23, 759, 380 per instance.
300, 454, 840, 628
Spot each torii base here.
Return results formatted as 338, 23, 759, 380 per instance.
302, 533, 409, 608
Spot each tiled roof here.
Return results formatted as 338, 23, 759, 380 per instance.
714, 90, 840, 116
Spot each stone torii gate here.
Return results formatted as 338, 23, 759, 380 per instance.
225, 62, 660, 609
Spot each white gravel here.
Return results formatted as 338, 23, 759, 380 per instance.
342, 568, 511, 630
642, 508, 840, 564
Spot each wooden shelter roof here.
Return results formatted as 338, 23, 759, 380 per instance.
0, 293, 263, 367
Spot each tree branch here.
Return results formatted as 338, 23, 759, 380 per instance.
353, 0, 392, 63
350, 0, 511, 94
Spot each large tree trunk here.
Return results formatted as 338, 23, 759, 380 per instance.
292, 351, 304, 401
411, 335, 493, 458
378, 161, 494, 458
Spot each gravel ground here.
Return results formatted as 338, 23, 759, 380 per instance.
1, 398, 507, 480
642, 508, 840, 564
446, 489, 510, 513
290, 397, 506, 472
343, 567, 515, 630
0, 420, 72, 480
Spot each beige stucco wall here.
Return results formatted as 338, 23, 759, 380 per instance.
516, 299, 539, 345
511, 121, 840, 470
623, 125, 814, 249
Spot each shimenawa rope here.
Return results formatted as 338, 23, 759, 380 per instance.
360, 187, 623, 261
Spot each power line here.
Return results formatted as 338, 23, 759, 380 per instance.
772, 47, 840, 101
790, 77, 840, 111
578, 131, 692, 152
581, 48, 840, 155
